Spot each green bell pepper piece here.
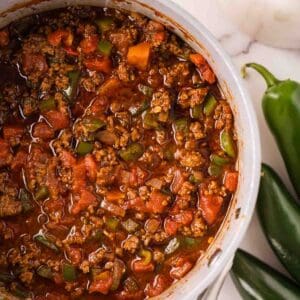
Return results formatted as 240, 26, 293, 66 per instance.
39, 98, 56, 112
35, 186, 49, 201
96, 17, 114, 32
98, 40, 112, 56
119, 143, 144, 161
62, 264, 77, 282
220, 130, 236, 158
76, 141, 93, 156
203, 94, 217, 116
34, 234, 60, 253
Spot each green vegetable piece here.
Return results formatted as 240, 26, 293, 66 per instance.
139, 249, 152, 265
243, 62, 300, 197
11, 283, 31, 299
0, 271, 14, 283
35, 186, 49, 201
121, 218, 139, 233
96, 17, 114, 32
129, 100, 150, 116
76, 141, 93, 156
111, 259, 125, 291
220, 130, 236, 158
64, 70, 80, 102
138, 84, 153, 97
182, 236, 199, 248
257, 164, 300, 284
210, 154, 230, 166
208, 163, 222, 177
34, 234, 60, 253
39, 98, 56, 112
63, 264, 77, 282
98, 40, 113, 56
165, 237, 180, 255
83, 118, 106, 132
231, 249, 300, 300
189, 171, 203, 184
119, 142, 144, 161
37, 265, 53, 279
19, 188, 34, 213
173, 118, 189, 134
190, 104, 203, 119
203, 94, 217, 116
142, 111, 159, 129
105, 217, 119, 231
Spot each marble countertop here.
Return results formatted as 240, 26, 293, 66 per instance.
170, 0, 300, 299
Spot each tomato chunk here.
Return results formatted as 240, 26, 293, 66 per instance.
84, 154, 97, 182
131, 259, 155, 273
145, 274, 170, 297
80, 35, 98, 54
59, 150, 76, 168
190, 53, 216, 84
146, 191, 169, 214
169, 256, 193, 279
32, 122, 55, 140
11, 150, 27, 171
0, 30, 9, 47
164, 217, 179, 236
71, 189, 97, 215
199, 193, 223, 225
0, 139, 11, 166
44, 110, 69, 131
84, 56, 112, 73
224, 171, 238, 192
48, 29, 73, 47
3, 125, 24, 141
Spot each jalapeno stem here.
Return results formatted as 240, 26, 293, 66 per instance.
242, 63, 280, 88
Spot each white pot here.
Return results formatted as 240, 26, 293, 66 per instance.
0, 1, 261, 299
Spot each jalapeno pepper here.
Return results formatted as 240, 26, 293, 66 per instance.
257, 164, 300, 283
243, 63, 300, 197
231, 249, 300, 300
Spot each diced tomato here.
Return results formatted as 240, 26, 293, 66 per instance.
11, 150, 27, 171
127, 42, 151, 70
64, 47, 78, 56
44, 110, 69, 131
153, 31, 166, 42
32, 122, 55, 139
72, 90, 96, 117
80, 35, 98, 54
199, 193, 223, 225
189, 53, 216, 84
129, 166, 148, 187
125, 197, 147, 213
47, 29, 73, 47
89, 96, 109, 116
169, 256, 193, 279
53, 273, 64, 285
72, 161, 87, 192
164, 217, 179, 236
106, 190, 125, 202
71, 189, 97, 215
0, 139, 11, 166
173, 210, 194, 226
67, 247, 82, 265
59, 150, 76, 168
44, 198, 64, 212
84, 56, 112, 73
114, 290, 144, 300
131, 259, 155, 273
146, 191, 168, 214
3, 125, 24, 141
224, 171, 238, 192
84, 154, 97, 182
89, 271, 113, 295
0, 30, 9, 47
145, 274, 170, 297
170, 169, 185, 194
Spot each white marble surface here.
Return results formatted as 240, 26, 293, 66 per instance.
170, 0, 300, 299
